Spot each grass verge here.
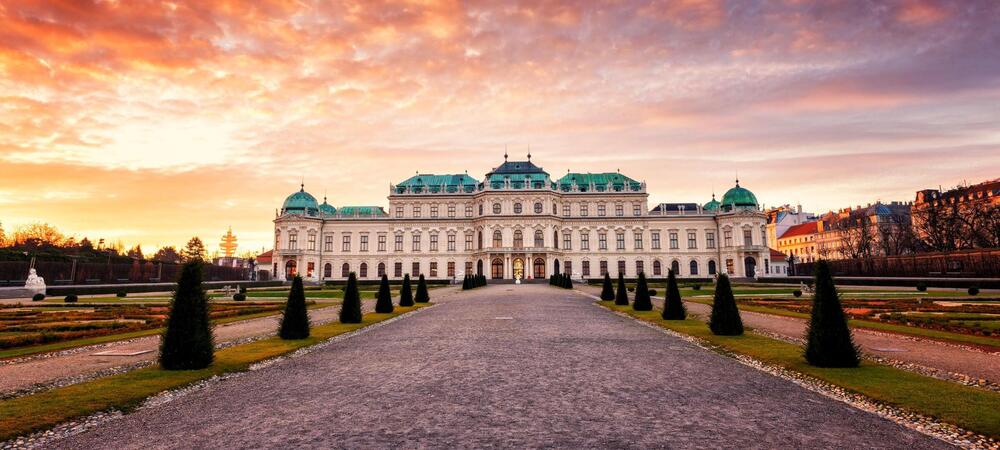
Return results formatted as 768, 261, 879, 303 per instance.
0, 303, 428, 442
684, 299, 1000, 350
0, 303, 336, 360
598, 301, 1000, 439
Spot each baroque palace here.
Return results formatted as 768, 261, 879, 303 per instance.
272, 156, 770, 282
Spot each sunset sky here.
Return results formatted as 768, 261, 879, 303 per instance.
1, 0, 999, 254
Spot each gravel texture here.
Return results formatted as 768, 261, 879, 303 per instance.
42, 284, 949, 449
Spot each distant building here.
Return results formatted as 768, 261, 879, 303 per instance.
768, 248, 788, 276
272, 156, 770, 282
256, 250, 274, 281
765, 204, 816, 250
775, 201, 911, 263
913, 178, 1000, 250
776, 221, 821, 263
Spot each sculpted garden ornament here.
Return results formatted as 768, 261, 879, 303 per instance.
25, 268, 46, 295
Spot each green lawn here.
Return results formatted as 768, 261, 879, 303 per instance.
683, 299, 1000, 350
599, 301, 1000, 439
0, 303, 429, 441
0, 303, 336, 360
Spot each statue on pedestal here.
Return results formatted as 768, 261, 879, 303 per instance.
25, 268, 46, 295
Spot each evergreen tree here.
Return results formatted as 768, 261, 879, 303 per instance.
339, 272, 363, 323
399, 274, 414, 306
375, 274, 394, 313
562, 273, 572, 289
615, 272, 629, 306
415, 274, 430, 303
279, 275, 310, 339
804, 260, 860, 368
180, 237, 207, 262
462, 275, 469, 290
159, 260, 214, 370
600, 272, 615, 301
662, 270, 686, 320
709, 274, 743, 336
632, 272, 652, 311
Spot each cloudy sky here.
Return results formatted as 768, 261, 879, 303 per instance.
1, 0, 998, 253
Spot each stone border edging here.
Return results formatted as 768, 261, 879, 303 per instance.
1, 304, 437, 450
573, 289, 996, 450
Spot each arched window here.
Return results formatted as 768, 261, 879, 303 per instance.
690, 260, 699, 276
708, 260, 717, 275
360, 262, 368, 278
341, 263, 350, 278
552, 202, 558, 214
553, 230, 559, 249
493, 203, 501, 214
514, 202, 523, 214
377, 262, 386, 277
653, 260, 662, 276
491, 258, 504, 279
513, 230, 523, 248
275, 230, 281, 249
479, 204, 484, 215
534, 230, 544, 247
323, 263, 332, 278
285, 260, 297, 280
493, 230, 503, 247
478, 231, 483, 249
671, 260, 680, 276
534, 258, 546, 278
534, 202, 543, 214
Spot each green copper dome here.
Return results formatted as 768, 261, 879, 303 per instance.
703, 194, 721, 211
319, 197, 337, 215
720, 180, 758, 211
282, 185, 320, 215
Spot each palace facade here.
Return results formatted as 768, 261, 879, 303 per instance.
272, 157, 770, 282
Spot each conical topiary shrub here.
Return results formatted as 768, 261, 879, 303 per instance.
662, 270, 686, 320
563, 273, 572, 289
399, 274, 414, 306
615, 272, 629, 306
279, 275, 310, 339
600, 273, 615, 301
415, 274, 430, 303
632, 272, 652, 311
159, 260, 214, 370
709, 273, 743, 336
339, 272, 363, 324
804, 260, 859, 368
375, 274, 394, 313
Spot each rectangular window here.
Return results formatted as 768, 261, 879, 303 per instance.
430, 262, 438, 277
308, 234, 316, 251
598, 233, 607, 250
465, 234, 473, 251
761, 230, 768, 247
562, 232, 572, 250
724, 230, 733, 247
563, 204, 571, 216
360, 235, 369, 252
412, 234, 421, 252
448, 262, 455, 277
634, 232, 643, 250
633, 205, 642, 216
688, 232, 697, 249
324, 236, 333, 252
465, 205, 473, 217
636, 260, 644, 275
599, 260, 608, 276
744, 229, 753, 247
413, 206, 421, 218
726, 258, 734, 275
615, 204, 624, 216
377, 263, 386, 277
288, 234, 297, 250
465, 261, 473, 274
430, 234, 439, 252
448, 205, 455, 217
564, 261, 572, 277
447, 234, 456, 251
598, 204, 606, 216
396, 207, 403, 218
378, 235, 386, 252
580, 203, 589, 217
342, 235, 351, 252
669, 232, 679, 249
394, 262, 403, 277
707, 232, 716, 249
307, 262, 315, 277
582, 260, 591, 277
395, 235, 403, 252
581, 233, 590, 250
411, 262, 420, 277
651, 232, 661, 249
616, 232, 625, 250
617, 260, 626, 275
430, 205, 439, 218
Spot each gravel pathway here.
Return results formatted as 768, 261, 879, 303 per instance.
49, 284, 947, 449
580, 286, 1000, 387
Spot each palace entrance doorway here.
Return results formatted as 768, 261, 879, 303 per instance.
491, 258, 504, 279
